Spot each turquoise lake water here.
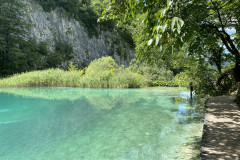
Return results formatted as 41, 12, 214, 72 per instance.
0, 87, 203, 160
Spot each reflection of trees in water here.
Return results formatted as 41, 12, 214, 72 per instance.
0, 87, 84, 101
81, 89, 144, 110
0, 87, 167, 109
0, 87, 204, 123
0, 87, 204, 118
170, 97, 204, 160
173, 96, 204, 124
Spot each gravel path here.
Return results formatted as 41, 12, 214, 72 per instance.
201, 96, 240, 160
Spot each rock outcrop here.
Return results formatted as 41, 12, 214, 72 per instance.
24, 0, 135, 68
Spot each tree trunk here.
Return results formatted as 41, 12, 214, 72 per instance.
234, 59, 240, 82
234, 59, 240, 104
236, 82, 240, 104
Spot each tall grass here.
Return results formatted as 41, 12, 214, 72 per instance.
0, 57, 151, 88
0, 69, 83, 87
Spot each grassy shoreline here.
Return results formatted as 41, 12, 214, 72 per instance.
0, 69, 187, 88
0, 68, 149, 88
0, 57, 188, 88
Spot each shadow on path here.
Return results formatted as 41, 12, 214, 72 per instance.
201, 96, 240, 160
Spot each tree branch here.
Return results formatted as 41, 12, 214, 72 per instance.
215, 7, 239, 57
202, 23, 237, 56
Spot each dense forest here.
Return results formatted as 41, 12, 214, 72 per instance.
0, 0, 240, 99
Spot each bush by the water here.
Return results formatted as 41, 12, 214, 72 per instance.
173, 72, 191, 87
129, 59, 174, 81
0, 57, 150, 88
109, 67, 149, 88
151, 80, 180, 87
0, 69, 83, 87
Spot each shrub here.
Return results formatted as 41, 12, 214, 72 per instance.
85, 56, 118, 75
173, 72, 190, 87
80, 70, 114, 88
67, 62, 78, 71
110, 67, 150, 88
151, 80, 179, 87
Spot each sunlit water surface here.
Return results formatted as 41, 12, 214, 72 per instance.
0, 87, 203, 160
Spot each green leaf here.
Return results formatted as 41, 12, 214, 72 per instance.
177, 29, 181, 34
153, 26, 161, 33
131, 10, 134, 17
180, 37, 184, 42
161, 9, 167, 16
167, 0, 173, 8
177, 21, 181, 31
155, 35, 160, 46
148, 39, 153, 46
162, 24, 167, 33
171, 18, 176, 32
156, 10, 161, 18
156, 26, 161, 33
102, 10, 105, 15
179, 19, 184, 27
153, 26, 158, 33
177, 22, 181, 34
160, 45, 163, 52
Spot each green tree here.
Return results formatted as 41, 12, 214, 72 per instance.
100, 0, 240, 96
0, 1, 49, 75
0, 0, 29, 75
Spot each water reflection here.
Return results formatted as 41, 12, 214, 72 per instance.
0, 87, 187, 110
173, 95, 204, 125
0, 87, 203, 123
0, 87, 203, 159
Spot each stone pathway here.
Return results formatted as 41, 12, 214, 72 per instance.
201, 96, 240, 160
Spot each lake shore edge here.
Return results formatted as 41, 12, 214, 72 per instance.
200, 95, 240, 159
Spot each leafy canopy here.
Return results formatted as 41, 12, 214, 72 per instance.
99, 0, 240, 83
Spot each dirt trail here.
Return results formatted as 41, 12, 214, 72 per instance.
201, 96, 240, 160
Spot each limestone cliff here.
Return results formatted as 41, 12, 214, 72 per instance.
24, 0, 135, 68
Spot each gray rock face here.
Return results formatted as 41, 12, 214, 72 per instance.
24, 0, 135, 68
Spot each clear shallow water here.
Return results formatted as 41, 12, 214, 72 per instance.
0, 87, 203, 160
